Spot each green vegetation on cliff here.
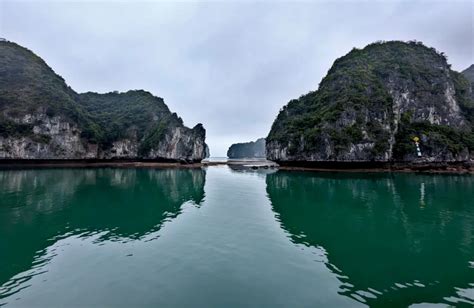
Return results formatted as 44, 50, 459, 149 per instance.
0, 42, 102, 141
78, 90, 183, 149
462, 64, 474, 110
462, 65, 474, 83
227, 138, 266, 158
267, 41, 474, 162
0, 41, 206, 159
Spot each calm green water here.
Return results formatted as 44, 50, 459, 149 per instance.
0, 166, 473, 307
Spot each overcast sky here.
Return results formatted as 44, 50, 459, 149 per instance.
1, 0, 472, 156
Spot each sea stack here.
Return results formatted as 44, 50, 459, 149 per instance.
267, 41, 474, 165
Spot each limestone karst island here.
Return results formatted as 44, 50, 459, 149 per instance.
267, 41, 474, 170
1, 1, 473, 307
0, 41, 208, 162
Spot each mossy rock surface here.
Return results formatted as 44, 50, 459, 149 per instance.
267, 41, 474, 162
0, 41, 207, 160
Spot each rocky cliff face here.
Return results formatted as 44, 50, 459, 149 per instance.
462, 64, 474, 101
462, 65, 474, 83
227, 138, 266, 158
267, 41, 474, 163
0, 41, 208, 162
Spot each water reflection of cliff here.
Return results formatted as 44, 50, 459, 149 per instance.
266, 171, 474, 307
0, 168, 205, 290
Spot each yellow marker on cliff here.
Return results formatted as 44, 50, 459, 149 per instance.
412, 136, 422, 157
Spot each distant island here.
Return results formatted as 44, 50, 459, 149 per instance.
462, 64, 474, 85
0, 41, 208, 162
267, 41, 474, 168
227, 138, 266, 159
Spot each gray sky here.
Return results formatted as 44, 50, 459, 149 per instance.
1, 0, 473, 156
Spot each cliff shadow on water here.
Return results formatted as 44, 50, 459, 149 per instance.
0, 168, 206, 297
266, 170, 474, 306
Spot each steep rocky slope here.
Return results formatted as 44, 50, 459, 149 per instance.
227, 138, 266, 158
462, 64, 474, 83
462, 64, 474, 101
267, 41, 474, 163
0, 41, 207, 161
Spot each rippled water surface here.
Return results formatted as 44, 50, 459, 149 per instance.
0, 166, 473, 307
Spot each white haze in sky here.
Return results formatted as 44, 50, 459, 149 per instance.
1, 0, 473, 156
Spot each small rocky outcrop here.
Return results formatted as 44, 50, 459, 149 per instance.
267, 41, 474, 163
0, 41, 208, 162
227, 138, 266, 158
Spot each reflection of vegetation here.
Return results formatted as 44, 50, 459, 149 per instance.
266, 171, 474, 306
0, 168, 206, 293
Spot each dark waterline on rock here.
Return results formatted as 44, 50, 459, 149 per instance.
0, 167, 473, 307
